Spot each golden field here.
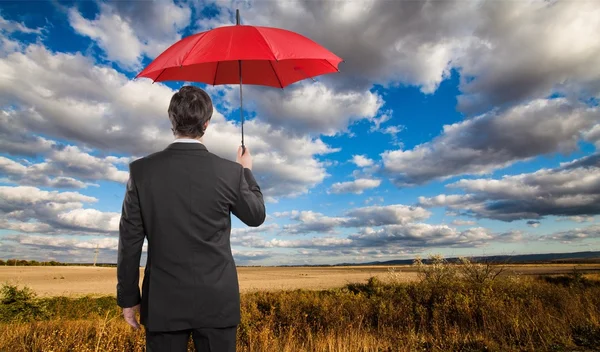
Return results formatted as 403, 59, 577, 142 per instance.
1, 264, 597, 297
0, 259, 599, 351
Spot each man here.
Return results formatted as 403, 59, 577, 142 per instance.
117, 85, 266, 351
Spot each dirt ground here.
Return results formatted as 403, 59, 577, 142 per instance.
0, 264, 598, 298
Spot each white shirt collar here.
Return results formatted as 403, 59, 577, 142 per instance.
173, 138, 203, 144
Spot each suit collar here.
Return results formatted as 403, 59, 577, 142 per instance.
165, 142, 208, 151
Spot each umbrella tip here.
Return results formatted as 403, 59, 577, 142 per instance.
236, 9, 240, 25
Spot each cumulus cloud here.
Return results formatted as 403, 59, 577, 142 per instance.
0, 42, 339, 201
276, 205, 431, 235
527, 221, 541, 228
0, 145, 129, 188
455, 1, 600, 114
280, 211, 348, 235
233, 222, 504, 253
0, 14, 43, 34
348, 224, 494, 248
0, 157, 88, 189
379, 125, 405, 146
556, 216, 595, 223
328, 178, 381, 195
494, 230, 526, 243
0, 186, 119, 235
0, 111, 57, 156
584, 124, 600, 148
199, 0, 600, 113
216, 82, 385, 136
4, 234, 120, 251
351, 155, 374, 168
344, 205, 431, 227
541, 225, 600, 244
68, 1, 191, 70
197, 0, 471, 93
382, 99, 599, 185
419, 155, 600, 221
364, 196, 384, 205
231, 249, 272, 262
451, 220, 476, 226
0, 234, 148, 263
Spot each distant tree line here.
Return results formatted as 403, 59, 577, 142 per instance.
0, 259, 116, 267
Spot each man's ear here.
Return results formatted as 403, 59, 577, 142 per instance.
204, 120, 210, 130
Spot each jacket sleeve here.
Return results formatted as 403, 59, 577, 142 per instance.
231, 167, 266, 227
116, 164, 145, 308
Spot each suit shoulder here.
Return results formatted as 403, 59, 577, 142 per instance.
128, 149, 166, 172
129, 157, 144, 171
207, 152, 242, 172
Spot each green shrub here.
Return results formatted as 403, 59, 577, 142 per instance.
0, 283, 50, 323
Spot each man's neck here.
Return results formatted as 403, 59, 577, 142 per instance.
174, 136, 203, 143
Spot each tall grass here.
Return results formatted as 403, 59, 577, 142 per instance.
1, 256, 599, 351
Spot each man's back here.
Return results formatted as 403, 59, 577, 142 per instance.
118, 142, 265, 332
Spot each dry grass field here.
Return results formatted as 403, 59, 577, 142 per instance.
1, 260, 600, 351
1, 264, 599, 297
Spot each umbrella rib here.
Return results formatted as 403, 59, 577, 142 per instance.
212, 61, 220, 86
152, 68, 167, 84
323, 59, 341, 73
180, 32, 208, 66
269, 60, 284, 89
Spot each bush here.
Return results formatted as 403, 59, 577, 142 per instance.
0, 283, 50, 323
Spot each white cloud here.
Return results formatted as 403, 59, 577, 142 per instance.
277, 204, 431, 235
382, 99, 599, 185
0, 145, 129, 188
345, 205, 431, 227
199, 0, 600, 113
556, 216, 595, 223
451, 220, 476, 226
68, 5, 143, 70
0, 42, 339, 201
0, 234, 148, 263
219, 82, 385, 136
0, 186, 96, 210
584, 124, 600, 148
541, 225, 600, 244
419, 155, 600, 221
349, 224, 494, 248
0, 14, 43, 34
5, 234, 121, 251
68, 2, 191, 70
364, 196, 384, 205
351, 155, 374, 168
455, 0, 600, 114
56, 209, 120, 233
281, 211, 348, 235
0, 186, 119, 235
329, 178, 381, 195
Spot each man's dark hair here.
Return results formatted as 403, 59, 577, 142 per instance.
168, 85, 213, 138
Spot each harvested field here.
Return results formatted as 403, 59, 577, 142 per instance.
0, 264, 598, 297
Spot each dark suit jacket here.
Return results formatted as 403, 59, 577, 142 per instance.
116, 142, 265, 332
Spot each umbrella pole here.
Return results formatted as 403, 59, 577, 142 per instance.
237, 9, 246, 155
239, 60, 245, 155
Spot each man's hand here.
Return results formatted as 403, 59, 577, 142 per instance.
122, 304, 141, 330
236, 146, 252, 170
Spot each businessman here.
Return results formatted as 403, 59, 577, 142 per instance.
116, 85, 266, 351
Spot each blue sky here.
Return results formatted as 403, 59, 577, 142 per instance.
0, 0, 599, 265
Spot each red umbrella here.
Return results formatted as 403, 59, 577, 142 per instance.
136, 9, 343, 152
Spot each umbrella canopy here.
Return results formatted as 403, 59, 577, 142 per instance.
136, 25, 343, 87
136, 10, 343, 150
